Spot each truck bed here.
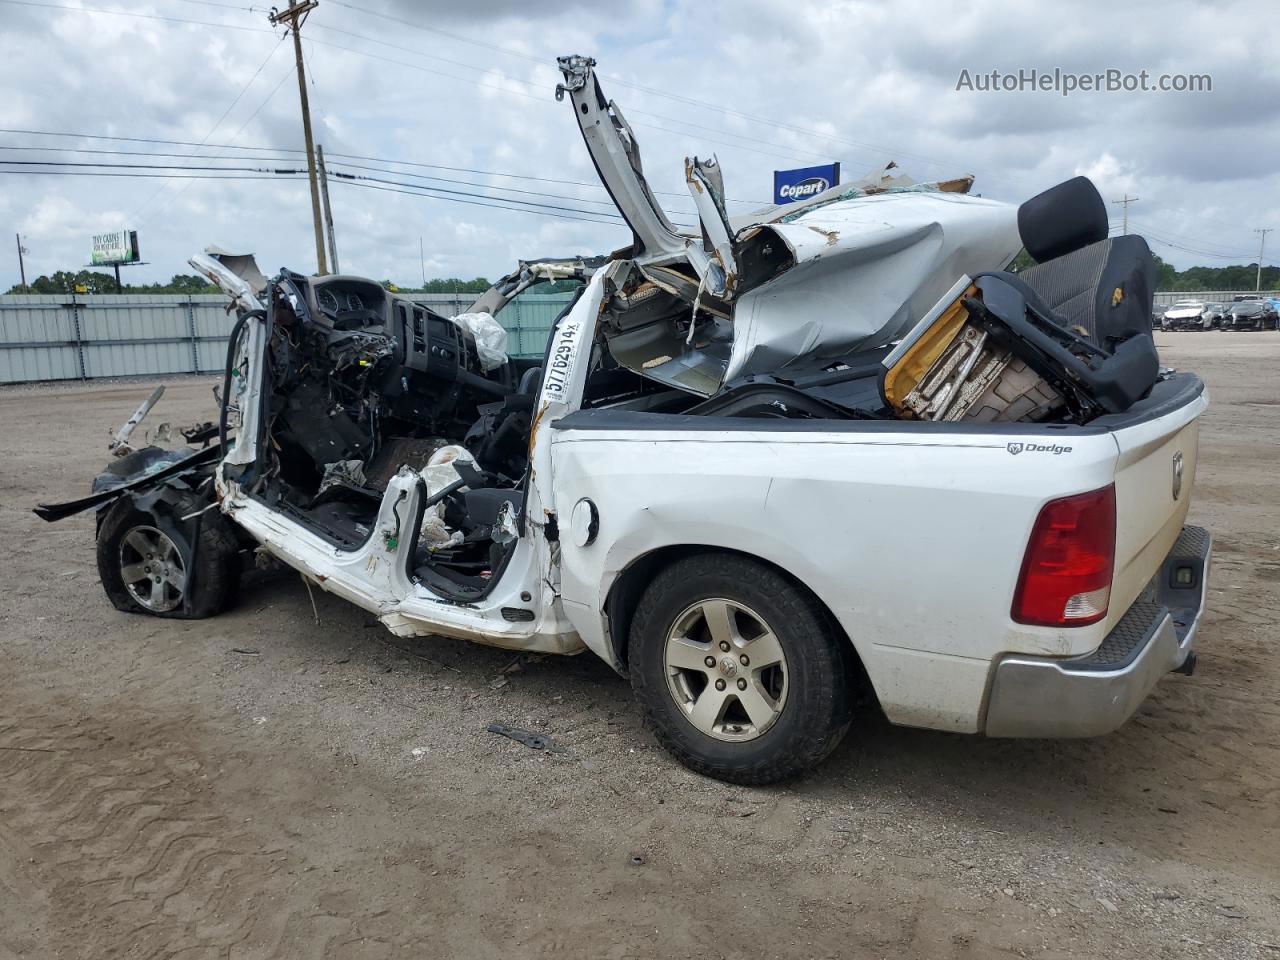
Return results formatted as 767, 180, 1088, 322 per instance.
549, 371, 1206, 734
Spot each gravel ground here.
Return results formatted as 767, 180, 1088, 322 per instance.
1, 332, 1277, 959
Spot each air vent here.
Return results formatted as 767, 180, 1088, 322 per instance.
500, 607, 535, 622
412, 307, 426, 352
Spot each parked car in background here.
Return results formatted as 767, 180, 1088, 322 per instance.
1163, 300, 1208, 331
1201, 303, 1228, 329
1152, 303, 1169, 328
1223, 300, 1278, 330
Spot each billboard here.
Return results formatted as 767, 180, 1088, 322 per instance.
773, 163, 841, 205
91, 228, 140, 265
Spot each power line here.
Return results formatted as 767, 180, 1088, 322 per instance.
0, 128, 298, 153
0, 131, 767, 204
1143, 234, 1267, 262
0, 144, 697, 214
1126, 219, 1261, 260
0, 163, 651, 226
327, 169, 680, 224
0, 0, 271, 33
130, 35, 286, 221
2, 0, 844, 168
324, 0, 958, 172
0, 168, 626, 226
332, 178, 629, 226
12, 0, 962, 175
0, 159, 304, 172
141, 60, 298, 225
0, 169, 304, 181
300, 32, 830, 167
0, 143, 299, 163
302, 23, 849, 165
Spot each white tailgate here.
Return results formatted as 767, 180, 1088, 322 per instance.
1106, 390, 1207, 629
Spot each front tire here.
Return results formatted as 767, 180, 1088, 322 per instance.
629, 553, 854, 785
97, 492, 240, 619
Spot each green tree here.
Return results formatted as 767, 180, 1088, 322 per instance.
7, 271, 217, 295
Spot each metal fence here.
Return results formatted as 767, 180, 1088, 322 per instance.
0, 291, 575, 385
5, 286, 1276, 385
1154, 290, 1279, 305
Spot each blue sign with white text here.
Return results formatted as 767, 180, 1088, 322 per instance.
773, 162, 841, 205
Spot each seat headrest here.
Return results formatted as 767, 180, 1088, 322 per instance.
1017, 176, 1108, 265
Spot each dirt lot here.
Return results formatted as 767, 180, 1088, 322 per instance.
1, 331, 1277, 960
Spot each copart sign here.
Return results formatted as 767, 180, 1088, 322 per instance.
773, 162, 841, 205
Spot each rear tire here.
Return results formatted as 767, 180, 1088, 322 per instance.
97, 491, 240, 619
629, 553, 854, 785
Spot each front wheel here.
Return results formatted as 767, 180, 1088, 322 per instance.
96, 492, 240, 619
629, 553, 854, 785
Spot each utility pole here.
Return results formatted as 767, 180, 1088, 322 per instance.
419, 236, 426, 289
1112, 194, 1139, 235
316, 144, 339, 273
1254, 228, 1273, 292
15, 233, 27, 292
269, 1, 327, 275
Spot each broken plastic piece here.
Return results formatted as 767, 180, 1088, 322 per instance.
492, 500, 519, 545
487, 721, 568, 754
110, 385, 165, 456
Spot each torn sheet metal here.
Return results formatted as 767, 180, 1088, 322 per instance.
685, 156, 738, 297
723, 191, 1021, 385
554, 54, 1019, 396
556, 55, 730, 299
34, 444, 222, 522
110, 385, 165, 456
202, 246, 268, 299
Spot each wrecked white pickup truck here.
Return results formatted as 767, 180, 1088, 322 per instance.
37, 56, 1211, 785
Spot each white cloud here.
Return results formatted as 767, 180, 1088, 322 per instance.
1, 0, 1278, 290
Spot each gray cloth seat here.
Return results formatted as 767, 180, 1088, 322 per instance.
1017, 235, 1155, 347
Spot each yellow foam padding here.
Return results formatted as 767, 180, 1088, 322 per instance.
882, 285, 977, 413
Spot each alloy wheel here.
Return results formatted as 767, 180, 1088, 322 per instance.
663, 598, 789, 741
119, 525, 186, 612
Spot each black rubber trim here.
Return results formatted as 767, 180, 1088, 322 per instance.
33, 444, 223, 522
1069, 524, 1211, 672
1071, 601, 1166, 671
551, 371, 1203, 436
550, 408, 1106, 435
1084, 373, 1204, 430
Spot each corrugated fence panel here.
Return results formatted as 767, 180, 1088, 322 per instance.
20, 286, 1279, 383
0, 345, 80, 382
84, 340, 192, 378
0, 291, 577, 383
0, 299, 77, 343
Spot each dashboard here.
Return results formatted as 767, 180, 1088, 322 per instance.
309, 278, 388, 329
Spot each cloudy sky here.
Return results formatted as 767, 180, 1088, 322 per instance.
1, 0, 1277, 290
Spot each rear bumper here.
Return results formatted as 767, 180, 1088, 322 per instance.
984, 525, 1211, 738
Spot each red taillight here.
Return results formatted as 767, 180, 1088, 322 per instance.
1012, 485, 1116, 627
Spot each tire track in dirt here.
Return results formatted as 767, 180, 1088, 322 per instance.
0, 701, 312, 959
